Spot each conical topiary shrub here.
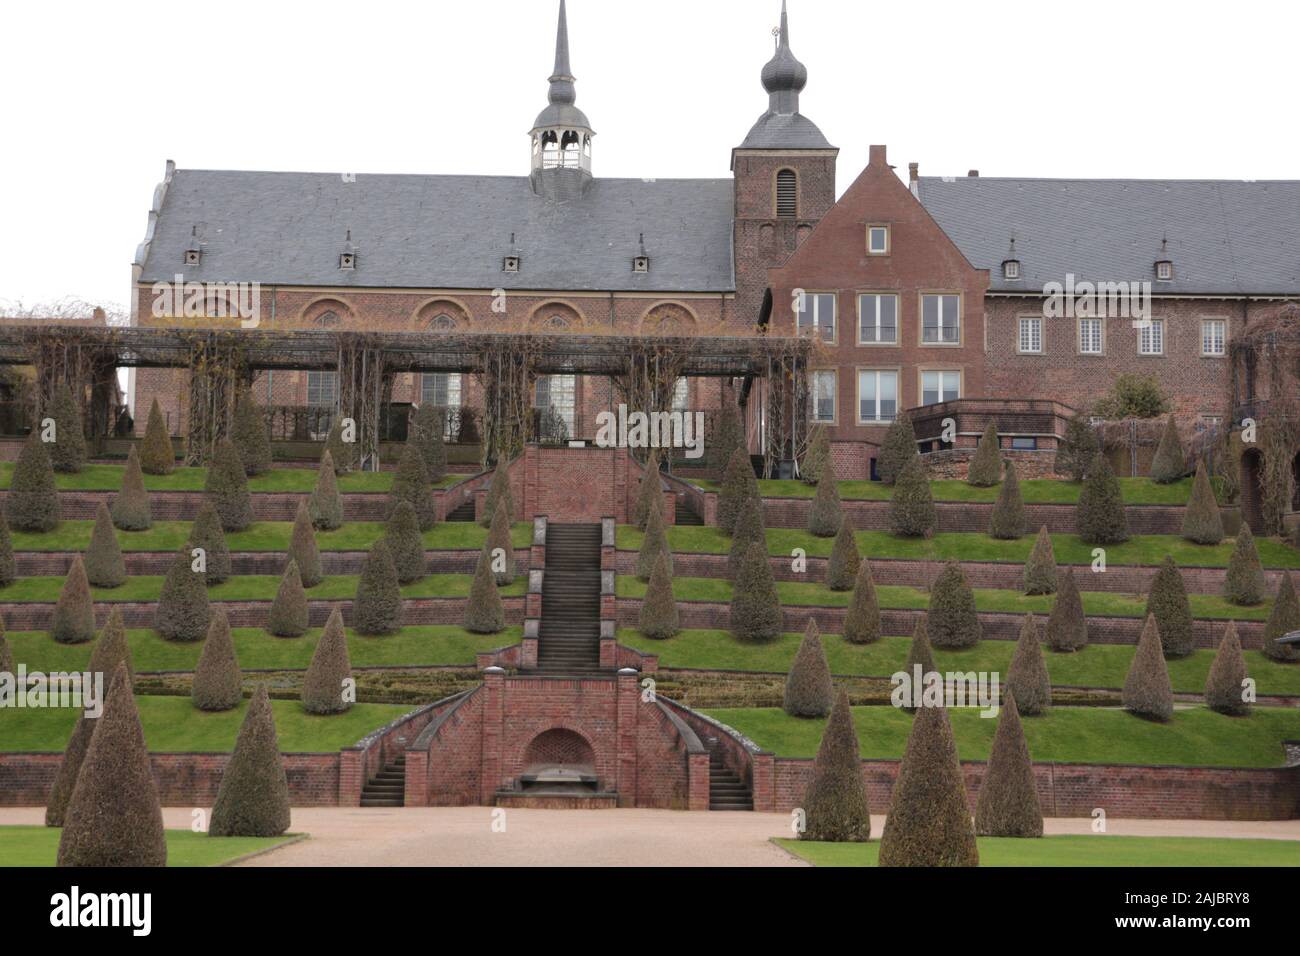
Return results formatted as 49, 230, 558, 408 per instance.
877, 414, 919, 486
288, 500, 323, 588
83, 502, 126, 589
1261, 573, 1300, 663
1205, 621, 1250, 716
353, 539, 403, 636
800, 425, 830, 486
973, 692, 1043, 838
204, 438, 253, 532
1054, 411, 1099, 483
730, 540, 782, 643
826, 518, 861, 591
139, 397, 175, 475
900, 617, 937, 714
410, 403, 448, 483
302, 608, 353, 715
1224, 525, 1266, 606
800, 689, 872, 842
1123, 615, 1174, 721
1076, 453, 1129, 545
0, 506, 15, 587
1182, 461, 1224, 544
727, 494, 767, 579
156, 546, 210, 642
989, 460, 1025, 540
784, 619, 834, 718
638, 551, 679, 640
1144, 556, 1193, 658
1023, 526, 1058, 595
632, 453, 663, 532
1045, 569, 1088, 652
112, 445, 152, 531
325, 416, 357, 474
88, 606, 133, 686
843, 559, 881, 645
208, 683, 291, 837
267, 559, 309, 638
486, 499, 516, 586
927, 561, 982, 649
889, 455, 936, 538
47, 383, 86, 474
51, 555, 95, 645
1006, 615, 1051, 715
385, 500, 427, 584
1149, 414, 1187, 484
230, 388, 272, 476
0, 616, 12, 675
192, 608, 243, 712
637, 502, 673, 582
717, 447, 758, 535
44, 710, 96, 827
480, 461, 514, 529
807, 474, 843, 538
967, 423, 1002, 487
9, 430, 61, 532
464, 541, 504, 634
56, 664, 166, 866
390, 441, 437, 531
710, 400, 743, 472
878, 704, 979, 867
187, 500, 232, 586
309, 449, 344, 531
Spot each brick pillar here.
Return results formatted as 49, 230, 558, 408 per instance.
702, 491, 718, 526
338, 748, 364, 807
480, 667, 507, 804
751, 752, 776, 813
662, 490, 677, 525
616, 668, 640, 805
404, 751, 428, 807
688, 752, 711, 812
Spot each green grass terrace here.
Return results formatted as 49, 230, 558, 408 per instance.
703, 705, 1300, 767
0, 826, 300, 867
691, 476, 1204, 505
0, 462, 466, 494
617, 526, 1300, 569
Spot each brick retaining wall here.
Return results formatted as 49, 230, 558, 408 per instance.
17, 548, 531, 578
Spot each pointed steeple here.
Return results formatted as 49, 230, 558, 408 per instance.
737, 1, 831, 151
530, 0, 594, 199
532, 0, 592, 135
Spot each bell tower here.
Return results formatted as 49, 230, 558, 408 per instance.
732, 1, 837, 327
530, 0, 594, 202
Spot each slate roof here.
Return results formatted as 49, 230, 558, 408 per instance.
139, 170, 736, 293
916, 176, 1300, 296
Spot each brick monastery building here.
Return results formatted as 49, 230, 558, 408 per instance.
129, 0, 1300, 480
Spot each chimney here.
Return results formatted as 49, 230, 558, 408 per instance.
968, 169, 980, 177
869, 144, 887, 166
908, 162, 919, 184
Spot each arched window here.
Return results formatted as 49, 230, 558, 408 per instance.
428, 313, 457, 331
315, 310, 341, 329
776, 169, 798, 219
543, 315, 570, 331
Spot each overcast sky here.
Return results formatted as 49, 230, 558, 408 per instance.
3, 0, 1295, 314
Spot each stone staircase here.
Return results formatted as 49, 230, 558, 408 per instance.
708, 749, 753, 811
674, 496, 704, 526
446, 501, 476, 522
359, 755, 406, 807
537, 523, 603, 673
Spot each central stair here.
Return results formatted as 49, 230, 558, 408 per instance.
537, 523, 602, 673
360, 755, 406, 807
674, 496, 704, 526
446, 501, 476, 522
708, 749, 753, 811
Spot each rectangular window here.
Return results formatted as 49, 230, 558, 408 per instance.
867, 225, 890, 255
1202, 319, 1226, 356
1018, 316, 1042, 354
536, 374, 576, 434
811, 371, 836, 423
420, 372, 462, 409
1078, 318, 1103, 355
1011, 437, 1038, 451
920, 370, 960, 407
672, 377, 689, 411
857, 370, 898, 424
306, 371, 338, 408
921, 294, 960, 344
857, 294, 898, 344
797, 292, 836, 342
1139, 318, 1165, 355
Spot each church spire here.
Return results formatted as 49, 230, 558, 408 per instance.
547, 0, 577, 108
737, 1, 831, 151
530, 0, 594, 199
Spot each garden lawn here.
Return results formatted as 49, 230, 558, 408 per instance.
0, 826, 299, 867
0, 573, 527, 603
615, 575, 1271, 621
777, 836, 1300, 868
690, 476, 1199, 505
7, 625, 523, 672
618, 629, 1300, 696
12, 521, 532, 553
0, 695, 413, 752
0, 462, 458, 493
616, 526, 1300, 570
702, 704, 1300, 767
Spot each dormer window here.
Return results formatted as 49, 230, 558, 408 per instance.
1156, 260, 1174, 281
867, 225, 890, 255
503, 255, 520, 273
339, 252, 356, 270
1003, 259, 1021, 280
